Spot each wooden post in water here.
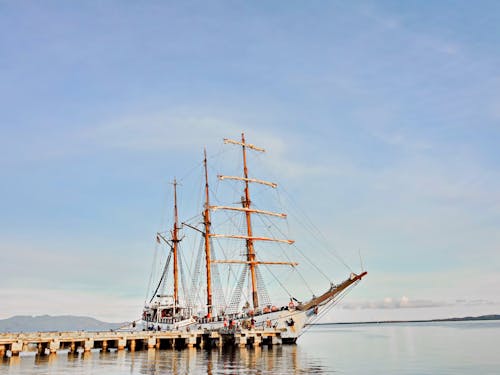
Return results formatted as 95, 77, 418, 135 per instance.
11, 341, 22, 356
84, 338, 93, 352
49, 340, 60, 354
117, 338, 126, 350
147, 337, 156, 349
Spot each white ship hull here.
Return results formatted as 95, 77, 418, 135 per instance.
142, 307, 315, 342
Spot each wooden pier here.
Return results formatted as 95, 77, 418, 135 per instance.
0, 327, 287, 357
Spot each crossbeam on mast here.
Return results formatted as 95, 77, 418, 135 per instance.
156, 232, 172, 247
210, 205, 286, 218
224, 138, 265, 152
211, 260, 298, 266
217, 175, 277, 188
209, 233, 294, 244
181, 222, 204, 234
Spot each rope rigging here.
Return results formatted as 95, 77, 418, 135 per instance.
226, 265, 248, 314
149, 247, 173, 303
187, 240, 204, 309
298, 280, 361, 338
210, 240, 227, 315
179, 245, 189, 307
256, 207, 332, 284
256, 266, 272, 307
281, 185, 354, 272
141, 133, 366, 328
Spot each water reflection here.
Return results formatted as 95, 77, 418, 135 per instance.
1, 343, 328, 375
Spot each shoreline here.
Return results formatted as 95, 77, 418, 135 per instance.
313, 314, 500, 325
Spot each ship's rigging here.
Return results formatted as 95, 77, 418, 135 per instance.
142, 133, 367, 337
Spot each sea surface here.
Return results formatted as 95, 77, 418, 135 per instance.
1, 321, 499, 374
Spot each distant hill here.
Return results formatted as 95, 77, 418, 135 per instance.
319, 314, 500, 325
436, 314, 500, 322
0, 315, 127, 333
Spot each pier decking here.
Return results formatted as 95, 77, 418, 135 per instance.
0, 328, 287, 357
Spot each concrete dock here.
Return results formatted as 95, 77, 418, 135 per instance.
0, 327, 287, 357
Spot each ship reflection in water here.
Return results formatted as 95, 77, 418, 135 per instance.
1, 345, 324, 375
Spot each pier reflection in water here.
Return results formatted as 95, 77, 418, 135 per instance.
0, 344, 326, 374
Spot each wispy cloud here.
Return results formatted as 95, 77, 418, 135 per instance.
84, 111, 241, 151
84, 109, 330, 180
358, 4, 402, 31
360, 3, 461, 56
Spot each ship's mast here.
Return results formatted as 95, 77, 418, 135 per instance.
172, 178, 180, 308
240, 133, 259, 309
203, 149, 213, 317
210, 134, 296, 312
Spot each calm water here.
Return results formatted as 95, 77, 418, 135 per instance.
1, 321, 499, 374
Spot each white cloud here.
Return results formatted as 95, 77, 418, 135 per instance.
340, 297, 496, 310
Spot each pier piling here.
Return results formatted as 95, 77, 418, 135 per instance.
0, 327, 287, 358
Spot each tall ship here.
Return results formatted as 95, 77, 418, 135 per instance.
141, 134, 367, 342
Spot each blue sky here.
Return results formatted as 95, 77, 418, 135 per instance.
1, 1, 499, 322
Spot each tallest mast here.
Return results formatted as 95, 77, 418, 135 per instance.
203, 149, 213, 317
240, 133, 259, 309
172, 178, 179, 308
